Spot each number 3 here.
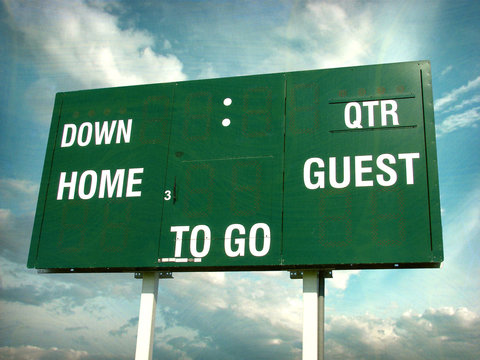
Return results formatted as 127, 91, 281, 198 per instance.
164, 190, 172, 201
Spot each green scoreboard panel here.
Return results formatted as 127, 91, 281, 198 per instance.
28, 61, 443, 272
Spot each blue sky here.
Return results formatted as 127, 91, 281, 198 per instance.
0, 0, 479, 359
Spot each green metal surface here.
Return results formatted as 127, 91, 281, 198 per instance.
28, 61, 443, 272
283, 62, 440, 266
158, 74, 285, 268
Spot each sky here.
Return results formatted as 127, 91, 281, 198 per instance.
0, 0, 479, 359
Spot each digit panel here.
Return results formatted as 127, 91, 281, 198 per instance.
159, 74, 285, 268
32, 84, 174, 269
283, 62, 436, 267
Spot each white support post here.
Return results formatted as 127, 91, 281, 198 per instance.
302, 271, 325, 360
135, 272, 159, 360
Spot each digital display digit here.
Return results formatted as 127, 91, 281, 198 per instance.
289, 81, 321, 135
183, 91, 212, 141
140, 95, 171, 145
100, 199, 132, 253
317, 189, 353, 248
242, 86, 273, 137
28, 61, 443, 272
59, 201, 87, 254
183, 163, 215, 218
231, 161, 262, 217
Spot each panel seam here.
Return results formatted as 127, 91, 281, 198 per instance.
420, 69, 434, 252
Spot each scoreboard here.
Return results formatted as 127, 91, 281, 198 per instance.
28, 61, 443, 272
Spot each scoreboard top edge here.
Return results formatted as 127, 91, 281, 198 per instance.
55, 60, 431, 96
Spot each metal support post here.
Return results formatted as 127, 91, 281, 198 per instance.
302, 270, 330, 360
135, 272, 159, 360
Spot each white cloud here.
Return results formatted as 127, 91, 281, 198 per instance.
197, 63, 220, 80
441, 65, 453, 76
255, 0, 441, 75
0, 346, 90, 360
0, 209, 12, 224
0, 259, 139, 355
6, 303, 477, 360
304, 1, 372, 68
330, 270, 360, 290
5, 0, 186, 91
440, 185, 480, 297
170, 272, 303, 330
0, 178, 38, 196
163, 39, 172, 50
442, 94, 480, 113
263, 0, 374, 72
326, 307, 480, 360
23, 78, 58, 124
434, 73, 480, 136
0, 178, 39, 214
3, 248, 480, 360
0, 212, 33, 262
435, 75, 480, 112
436, 107, 480, 136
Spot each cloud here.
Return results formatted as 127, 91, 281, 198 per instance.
168, 272, 303, 330
395, 308, 480, 358
330, 270, 360, 290
442, 94, 480, 113
154, 304, 302, 360
436, 107, 480, 136
0, 211, 33, 263
149, 270, 480, 360
301, 1, 373, 67
254, 0, 440, 75
3, 303, 479, 359
0, 281, 99, 313
0, 209, 12, 224
0, 284, 56, 306
440, 185, 480, 294
0, 178, 38, 196
65, 326, 89, 332
0, 178, 39, 213
0, 346, 89, 360
262, 0, 374, 72
0, 345, 131, 360
4, 0, 187, 92
325, 307, 480, 360
109, 317, 138, 337
23, 78, 58, 125
435, 75, 480, 112
110, 271, 301, 359
434, 74, 480, 135
441, 65, 453, 76
197, 63, 220, 80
